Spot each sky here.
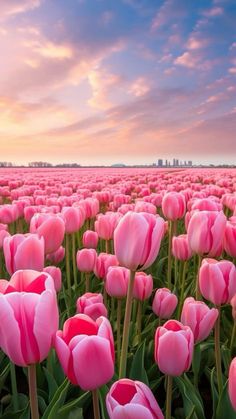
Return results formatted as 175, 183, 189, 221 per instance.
0, 0, 235, 166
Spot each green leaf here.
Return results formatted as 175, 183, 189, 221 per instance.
41, 378, 69, 419
210, 367, 218, 418
216, 379, 236, 419
192, 343, 201, 380
175, 375, 205, 419
129, 340, 149, 385
99, 385, 109, 419
43, 367, 59, 401
57, 391, 90, 419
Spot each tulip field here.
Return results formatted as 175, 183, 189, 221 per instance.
1, 166, 236, 419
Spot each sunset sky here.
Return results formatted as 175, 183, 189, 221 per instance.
0, 0, 236, 165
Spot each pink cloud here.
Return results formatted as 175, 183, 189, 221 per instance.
128, 77, 150, 97
174, 51, 199, 68
0, 0, 41, 21
202, 7, 223, 17
186, 37, 209, 50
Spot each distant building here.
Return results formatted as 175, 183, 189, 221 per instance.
188, 161, 192, 166
157, 159, 163, 167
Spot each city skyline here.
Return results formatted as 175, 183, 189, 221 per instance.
0, 0, 235, 165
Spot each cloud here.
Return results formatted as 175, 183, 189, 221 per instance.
0, 0, 41, 21
87, 67, 123, 109
186, 37, 209, 50
128, 77, 150, 97
174, 51, 200, 68
202, 7, 224, 17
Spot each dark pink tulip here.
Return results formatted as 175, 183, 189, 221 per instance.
133, 272, 153, 301
62, 206, 84, 233
172, 234, 193, 260
105, 266, 129, 298
54, 314, 114, 390
0, 270, 58, 366
76, 292, 107, 321
94, 252, 119, 279
114, 212, 165, 271
224, 219, 236, 258
154, 320, 194, 376
187, 210, 226, 257
199, 259, 236, 305
162, 192, 186, 221
30, 213, 65, 254
82, 230, 99, 248
229, 357, 236, 411
181, 297, 218, 343
43, 266, 62, 292
76, 248, 97, 273
46, 245, 65, 264
3, 233, 45, 275
106, 378, 164, 419
152, 288, 178, 319
95, 212, 121, 241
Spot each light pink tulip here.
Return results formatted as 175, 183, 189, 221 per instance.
181, 297, 218, 343
82, 230, 99, 249
133, 272, 153, 301
54, 314, 114, 390
46, 246, 65, 264
3, 233, 44, 275
76, 248, 97, 273
106, 378, 164, 419
62, 206, 84, 233
114, 212, 165, 271
76, 292, 107, 321
105, 266, 129, 298
162, 192, 186, 221
94, 253, 119, 279
199, 259, 236, 305
172, 234, 193, 261
95, 212, 121, 240
154, 320, 194, 376
30, 213, 65, 254
43, 266, 62, 292
0, 270, 58, 366
229, 357, 236, 411
187, 211, 226, 257
152, 288, 178, 319
224, 219, 236, 258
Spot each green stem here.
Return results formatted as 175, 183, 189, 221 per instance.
92, 389, 100, 419
174, 257, 178, 289
167, 221, 173, 289
105, 240, 109, 254
85, 272, 90, 293
214, 306, 223, 395
117, 299, 122, 366
28, 364, 39, 419
230, 321, 236, 353
65, 234, 72, 297
195, 255, 202, 300
137, 300, 142, 344
177, 261, 187, 319
119, 270, 135, 378
10, 363, 19, 411
72, 233, 77, 288
166, 375, 173, 419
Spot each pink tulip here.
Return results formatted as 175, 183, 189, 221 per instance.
162, 192, 186, 221
54, 314, 114, 390
187, 211, 226, 257
114, 212, 165, 271
181, 297, 218, 343
76, 248, 97, 273
172, 234, 193, 261
0, 270, 58, 366
82, 230, 99, 249
0, 204, 18, 224
133, 272, 153, 301
231, 294, 236, 320
76, 292, 107, 321
154, 320, 194, 376
224, 220, 236, 258
94, 252, 119, 279
43, 266, 62, 292
3, 233, 45, 275
95, 212, 121, 240
105, 266, 129, 298
46, 246, 65, 264
199, 259, 236, 305
229, 357, 236, 411
152, 288, 178, 319
30, 213, 65, 254
106, 378, 164, 419
0, 229, 10, 249
62, 206, 84, 234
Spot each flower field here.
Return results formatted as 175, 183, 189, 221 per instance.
0, 166, 236, 419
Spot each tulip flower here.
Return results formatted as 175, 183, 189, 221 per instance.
46, 245, 65, 264
106, 378, 164, 419
76, 293, 107, 321
3, 233, 45, 275
154, 320, 194, 419
105, 266, 129, 299
83, 230, 99, 249
229, 357, 236, 411
30, 213, 65, 254
172, 234, 192, 261
162, 192, 186, 221
152, 288, 178, 320
224, 219, 236, 258
181, 297, 218, 343
133, 272, 153, 301
43, 266, 62, 292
